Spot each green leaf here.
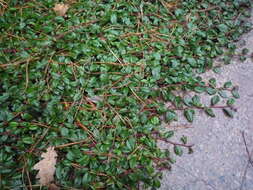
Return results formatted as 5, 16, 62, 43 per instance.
240, 56, 247, 62
227, 98, 235, 106
82, 173, 92, 184
126, 138, 136, 151
9, 122, 19, 128
94, 182, 105, 189
150, 116, 160, 125
218, 24, 229, 33
152, 66, 161, 80
194, 86, 205, 93
184, 109, 195, 122
204, 108, 215, 117
20, 51, 30, 58
188, 147, 194, 154
129, 157, 137, 169
110, 14, 117, 24
223, 108, 234, 118
60, 127, 69, 136
180, 136, 187, 144
183, 97, 192, 107
0, 93, 9, 102
206, 87, 217, 95
218, 90, 228, 98
174, 145, 183, 156
29, 125, 38, 130
213, 66, 222, 74
22, 137, 33, 144
153, 179, 161, 188
165, 110, 177, 122
192, 95, 201, 106
187, 57, 197, 66
211, 95, 220, 106
22, 113, 33, 120
231, 87, 240, 99
224, 81, 232, 89
242, 48, 249, 55
209, 78, 217, 88
164, 131, 174, 138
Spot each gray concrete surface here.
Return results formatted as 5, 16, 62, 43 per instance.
160, 10, 253, 190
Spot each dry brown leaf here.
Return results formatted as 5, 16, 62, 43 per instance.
159, 0, 178, 10
53, 3, 69, 16
166, 2, 178, 9
33, 147, 57, 186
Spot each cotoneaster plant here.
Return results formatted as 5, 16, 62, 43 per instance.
0, 0, 252, 189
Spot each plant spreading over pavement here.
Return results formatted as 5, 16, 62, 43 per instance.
0, 0, 252, 189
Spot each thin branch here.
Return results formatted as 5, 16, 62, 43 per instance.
156, 136, 194, 148
92, 61, 140, 67
28, 128, 50, 153
55, 20, 98, 39
55, 140, 88, 149
196, 6, 220, 13
24, 59, 30, 91
0, 57, 39, 68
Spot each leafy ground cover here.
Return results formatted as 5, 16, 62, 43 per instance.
0, 0, 252, 189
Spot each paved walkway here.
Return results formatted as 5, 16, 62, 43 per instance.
160, 10, 253, 190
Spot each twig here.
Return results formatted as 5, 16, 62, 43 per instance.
106, 44, 123, 65
76, 120, 97, 143
164, 124, 193, 130
30, 122, 51, 128
83, 151, 120, 159
196, 6, 220, 13
156, 136, 194, 148
92, 61, 140, 67
28, 128, 50, 153
168, 105, 232, 111
25, 59, 30, 91
106, 103, 129, 127
55, 20, 98, 39
55, 140, 88, 149
26, 168, 32, 190
130, 87, 146, 105
0, 57, 39, 68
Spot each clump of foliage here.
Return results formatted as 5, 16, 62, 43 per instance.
0, 0, 252, 189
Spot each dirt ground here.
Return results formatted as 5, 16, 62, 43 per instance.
160, 9, 253, 190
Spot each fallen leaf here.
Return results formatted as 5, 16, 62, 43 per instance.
33, 147, 57, 186
53, 3, 69, 16
166, 2, 178, 9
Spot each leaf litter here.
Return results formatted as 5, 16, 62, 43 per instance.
33, 147, 57, 186
53, 3, 69, 17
